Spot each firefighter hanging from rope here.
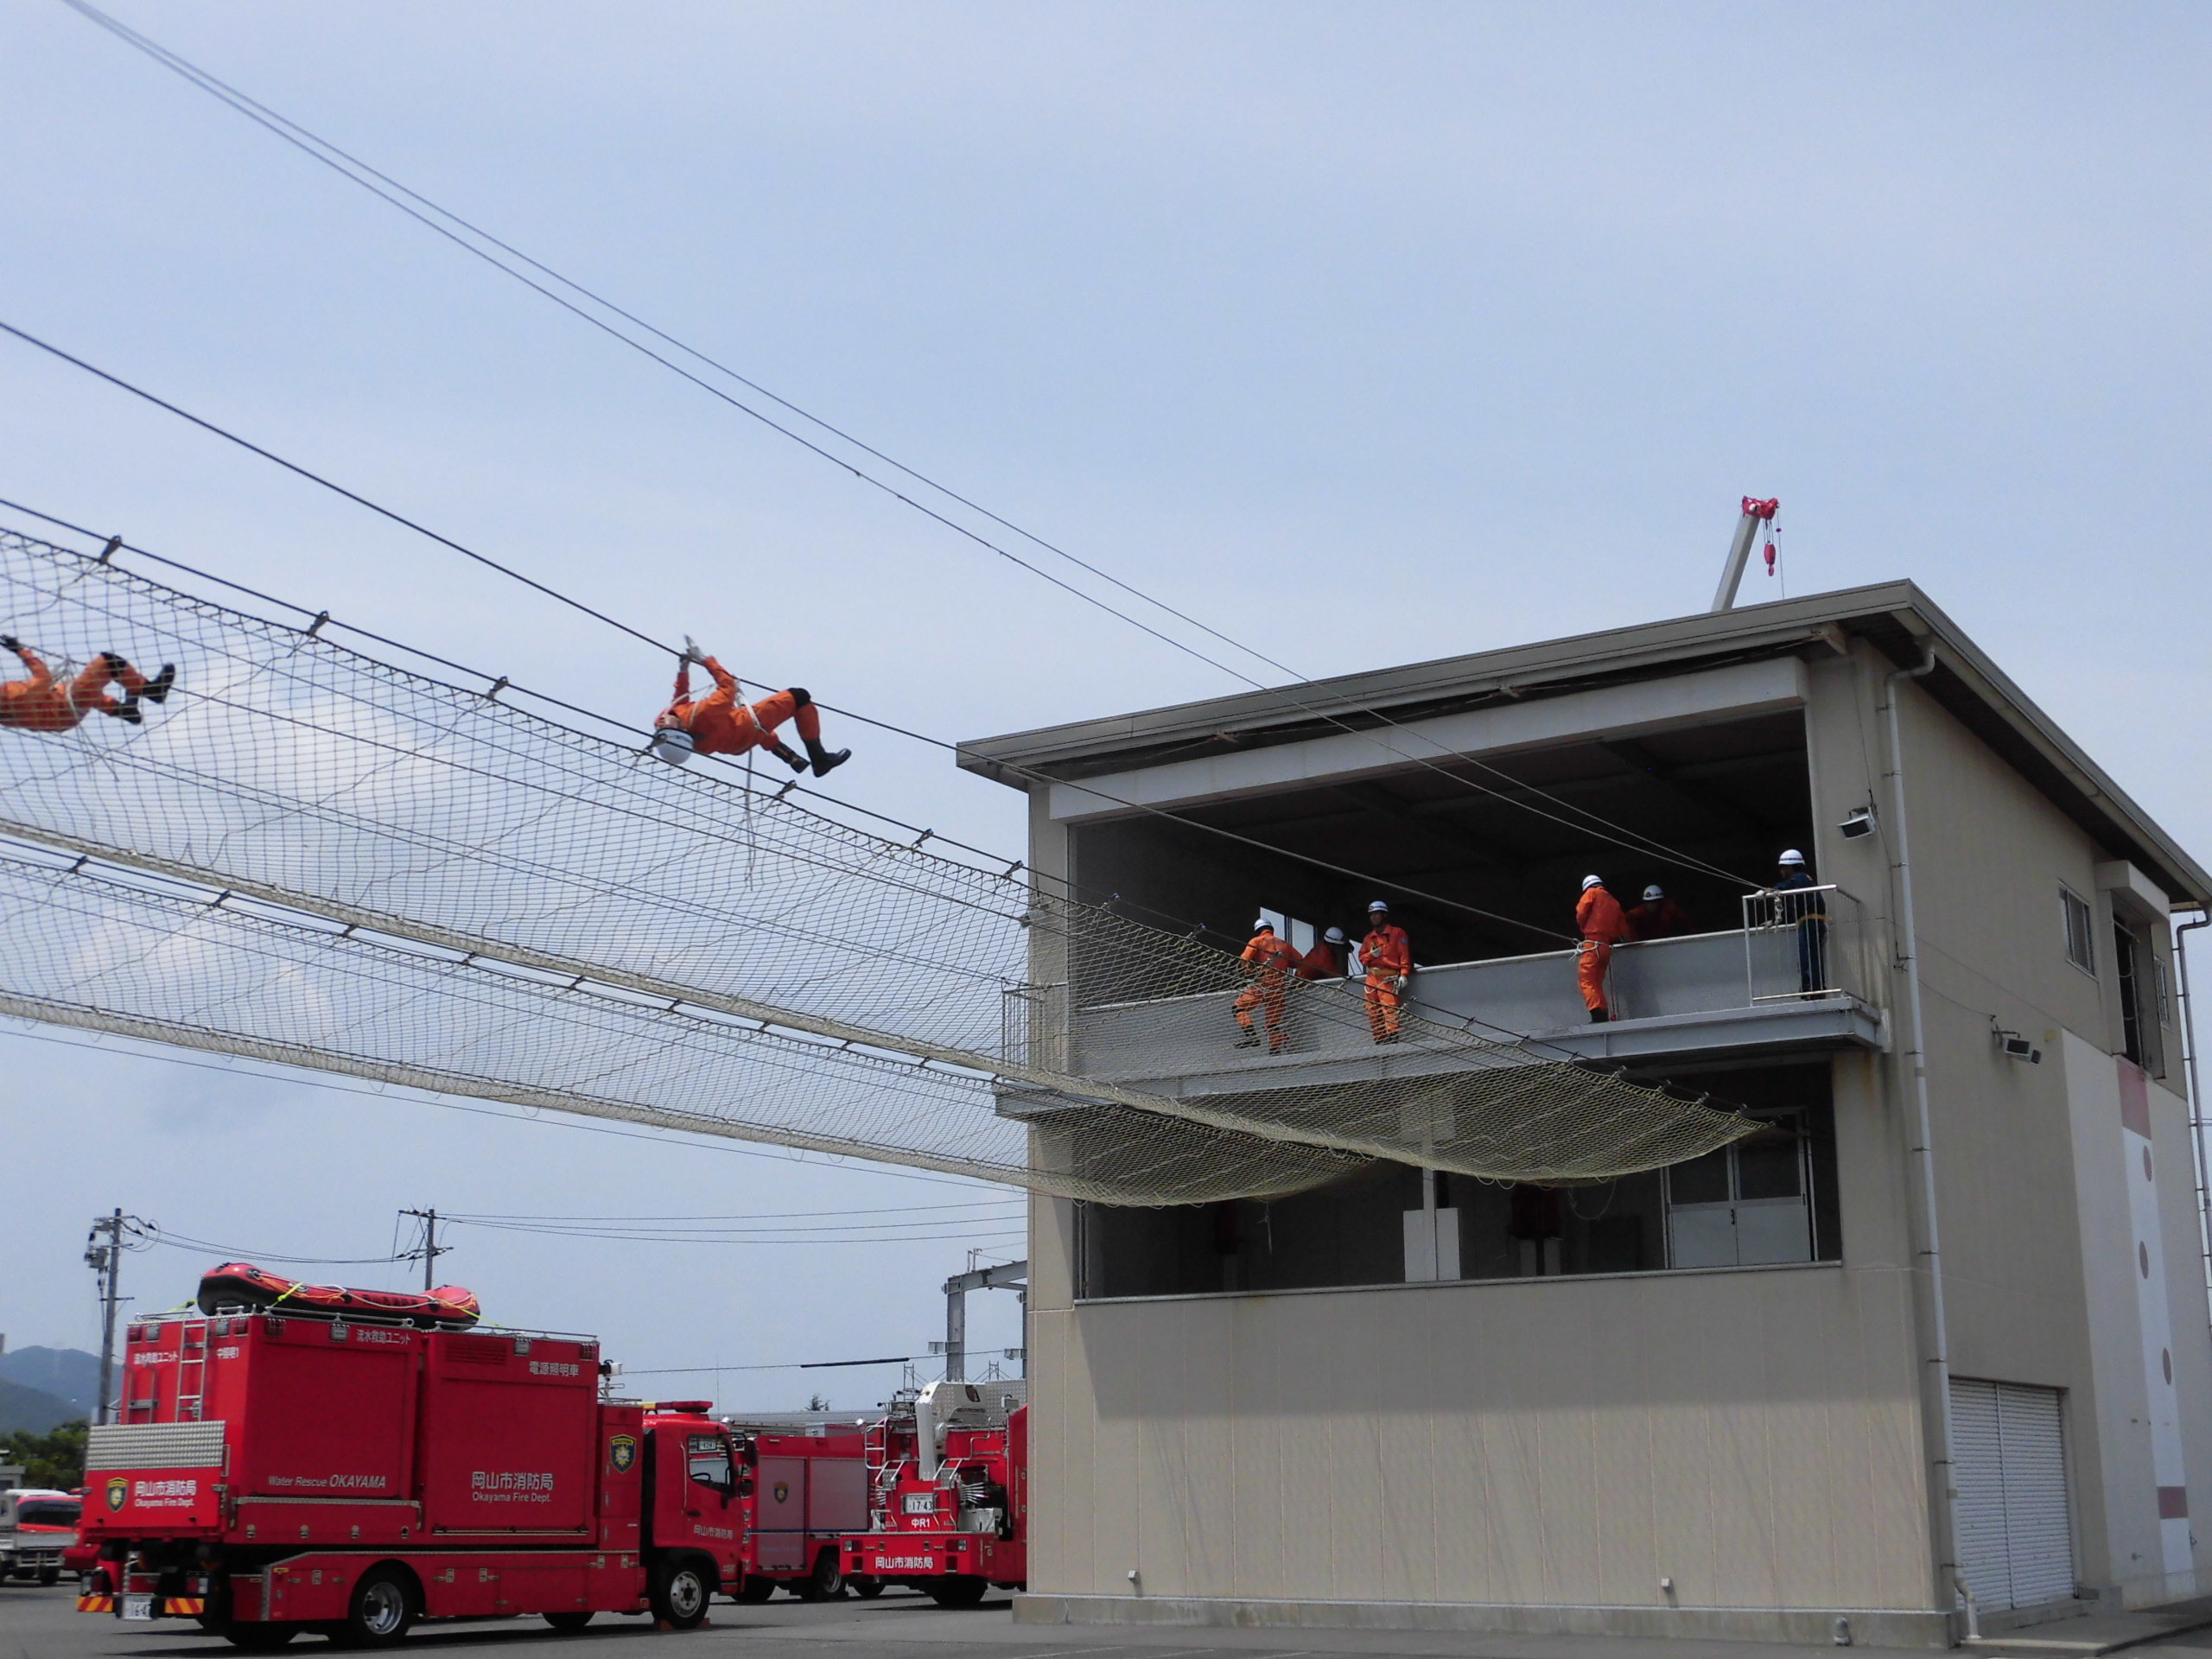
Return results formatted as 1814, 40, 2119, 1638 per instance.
649, 638, 850, 776
0, 636, 174, 732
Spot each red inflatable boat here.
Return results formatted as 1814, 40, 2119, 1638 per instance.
195, 1262, 482, 1329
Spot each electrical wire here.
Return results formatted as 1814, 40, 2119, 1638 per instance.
137, 1225, 403, 1267
46, 0, 1764, 890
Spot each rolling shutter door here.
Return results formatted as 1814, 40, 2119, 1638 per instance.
1995, 1384, 2075, 1606
1949, 1378, 2075, 1611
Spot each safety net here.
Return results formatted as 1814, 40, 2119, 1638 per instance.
0, 524, 1751, 1197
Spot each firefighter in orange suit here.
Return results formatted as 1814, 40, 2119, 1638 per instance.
1298, 925, 1351, 981
1358, 900, 1413, 1044
651, 640, 849, 776
0, 636, 174, 731
1575, 874, 1629, 1022
1232, 918, 1301, 1052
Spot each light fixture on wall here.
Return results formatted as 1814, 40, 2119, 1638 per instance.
1993, 1026, 2042, 1065
1839, 804, 1879, 841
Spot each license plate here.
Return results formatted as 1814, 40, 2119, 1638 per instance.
122, 1595, 154, 1621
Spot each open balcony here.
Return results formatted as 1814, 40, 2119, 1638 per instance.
1028, 886, 1885, 1101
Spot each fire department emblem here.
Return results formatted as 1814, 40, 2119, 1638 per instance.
608, 1435, 637, 1474
772, 1481, 790, 1504
105, 1478, 127, 1513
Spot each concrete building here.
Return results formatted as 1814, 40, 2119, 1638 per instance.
960, 582, 2212, 1646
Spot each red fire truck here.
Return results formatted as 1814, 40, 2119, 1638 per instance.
841, 1379, 1027, 1607
73, 1287, 862, 1647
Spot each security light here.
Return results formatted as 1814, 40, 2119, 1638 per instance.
1839, 805, 1878, 841
1994, 1029, 2042, 1065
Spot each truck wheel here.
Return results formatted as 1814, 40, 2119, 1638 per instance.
850, 1574, 885, 1599
925, 1574, 988, 1609
543, 1611, 594, 1633
337, 1567, 417, 1647
793, 1549, 844, 1601
38, 1567, 60, 1586
651, 1557, 713, 1630
734, 1576, 776, 1604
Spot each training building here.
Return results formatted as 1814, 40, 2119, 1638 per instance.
960, 581, 2212, 1645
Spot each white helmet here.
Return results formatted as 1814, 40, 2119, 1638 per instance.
1581, 874, 1605, 890
1368, 899, 1390, 913
649, 728, 696, 766
1252, 917, 1274, 932
1778, 849, 1807, 866
1643, 885, 1664, 901
1324, 926, 1347, 944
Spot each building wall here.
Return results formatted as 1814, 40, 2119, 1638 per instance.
1804, 646, 2212, 1607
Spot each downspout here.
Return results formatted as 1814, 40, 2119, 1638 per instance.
1882, 648, 1970, 1636
2177, 912, 2212, 1334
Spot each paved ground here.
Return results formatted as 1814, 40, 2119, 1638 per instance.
10, 1580, 2212, 1659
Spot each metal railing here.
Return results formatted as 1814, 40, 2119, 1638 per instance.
1739, 883, 1872, 1006
1001, 981, 1069, 1072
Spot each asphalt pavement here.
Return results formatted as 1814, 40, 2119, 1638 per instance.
16, 1579, 2212, 1659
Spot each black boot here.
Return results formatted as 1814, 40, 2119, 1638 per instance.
1233, 1032, 1260, 1050
1589, 1008, 1610, 1023
805, 739, 852, 777
141, 664, 176, 705
769, 741, 809, 773
105, 700, 143, 726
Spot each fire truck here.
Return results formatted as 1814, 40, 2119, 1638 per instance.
841, 1379, 1027, 1607
71, 1279, 862, 1647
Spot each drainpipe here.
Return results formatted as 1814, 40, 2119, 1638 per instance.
2177, 912, 2212, 1333
1882, 648, 1968, 1633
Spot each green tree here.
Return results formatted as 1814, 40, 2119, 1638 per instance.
3, 1420, 87, 1490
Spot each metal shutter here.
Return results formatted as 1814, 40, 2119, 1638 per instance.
1948, 1378, 2075, 1611
1995, 1383, 2075, 1606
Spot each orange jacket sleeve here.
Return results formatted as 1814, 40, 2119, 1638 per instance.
12, 645, 50, 690
701, 655, 739, 696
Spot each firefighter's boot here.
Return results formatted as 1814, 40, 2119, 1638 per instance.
769, 741, 809, 773
105, 700, 143, 725
142, 664, 177, 704
805, 738, 852, 777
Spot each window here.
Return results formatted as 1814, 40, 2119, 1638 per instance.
1664, 1110, 1814, 1268
2061, 888, 2096, 975
1259, 907, 1317, 957
685, 1433, 733, 1492
2113, 923, 2164, 1075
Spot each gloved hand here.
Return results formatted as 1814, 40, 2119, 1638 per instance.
0, 636, 18, 652
682, 634, 706, 665
1392, 976, 1409, 995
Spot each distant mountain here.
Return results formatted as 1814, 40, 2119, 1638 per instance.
0, 1348, 98, 1421
0, 1376, 80, 1438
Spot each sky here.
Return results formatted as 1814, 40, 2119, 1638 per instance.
2, 2, 2208, 1395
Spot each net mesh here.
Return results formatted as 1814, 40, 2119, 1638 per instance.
0, 525, 1751, 1197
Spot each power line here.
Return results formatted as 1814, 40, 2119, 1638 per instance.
48, 0, 1762, 889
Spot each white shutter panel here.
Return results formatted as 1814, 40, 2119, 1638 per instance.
1951, 1380, 2012, 1608
1996, 1383, 2075, 1607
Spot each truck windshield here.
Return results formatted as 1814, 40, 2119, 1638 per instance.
16, 1501, 80, 1526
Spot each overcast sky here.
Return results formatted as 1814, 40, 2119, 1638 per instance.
3, 2, 2207, 1397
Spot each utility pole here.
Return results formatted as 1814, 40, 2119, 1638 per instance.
398, 1208, 451, 1291
85, 1210, 137, 1427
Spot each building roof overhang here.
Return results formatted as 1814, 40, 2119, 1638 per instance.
957, 580, 2211, 909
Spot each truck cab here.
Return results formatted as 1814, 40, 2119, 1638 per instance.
1, 1487, 82, 1585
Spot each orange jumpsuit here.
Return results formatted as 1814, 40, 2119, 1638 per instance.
1359, 922, 1413, 1041
1575, 884, 1630, 1015
0, 646, 146, 732
1234, 929, 1301, 1052
1624, 897, 1693, 940
1296, 939, 1348, 981
658, 656, 823, 759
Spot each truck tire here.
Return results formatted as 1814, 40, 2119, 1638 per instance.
792, 1548, 844, 1601
38, 1566, 60, 1586
543, 1611, 594, 1633
734, 1576, 776, 1604
849, 1573, 884, 1599
651, 1556, 714, 1630
336, 1566, 417, 1647
925, 1574, 988, 1609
